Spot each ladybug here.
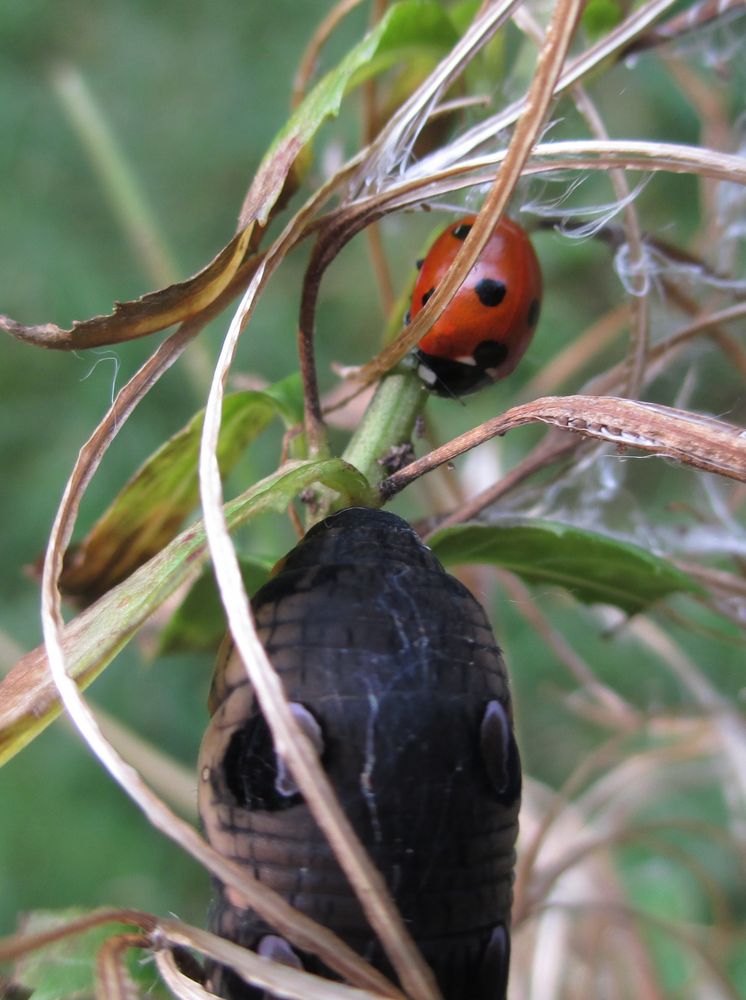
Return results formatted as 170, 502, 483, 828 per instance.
410, 214, 542, 396
199, 507, 522, 1000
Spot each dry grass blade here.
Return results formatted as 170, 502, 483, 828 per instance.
513, 735, 633, 923
354, 140, 746, 221
627, 0, 746, 54
523, 139, 746, 182
513, 709, 744, 997
410, 0, 681, 177
155, 921, 399, 1000
94, 706, 197, 818
589, 300, 746, 397
381, 394, 746, 498
356, 0, 522, 189
155, 954, 211, 1000
29, 649, 401, 995
30, 250, 400, 998
198, 262, 436, 997
573, 737, 719, 835
534, 818, 737, 930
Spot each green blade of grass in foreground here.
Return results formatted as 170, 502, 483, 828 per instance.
0, 459, 374, 767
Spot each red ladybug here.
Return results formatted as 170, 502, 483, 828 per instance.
409, 214, 542, 396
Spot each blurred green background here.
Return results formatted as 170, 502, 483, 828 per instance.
1, 1, 745, 995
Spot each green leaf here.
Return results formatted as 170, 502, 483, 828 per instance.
429, 519, 703, 615
250, 0, 457, 222
258, 371, 305, 427
60, 377, 301, 604
583, 0, 624, 38
345, 3, 458, 88
449, 0, 481, 35
11, 909, 162, 1000
159, 556, 273, 655
0, 459, 374, 766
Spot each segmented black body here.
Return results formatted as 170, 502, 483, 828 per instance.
198, 508, 521, 999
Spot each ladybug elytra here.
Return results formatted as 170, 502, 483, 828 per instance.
410, 214, 542, 396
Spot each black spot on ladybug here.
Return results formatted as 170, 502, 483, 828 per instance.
480, 700, 522, 806
416, 350, 494, 397
527, 297, 540, 327
475, 278, 507, 308
416, 257, 424, 270
473, 340, 509, 369
452, 223, 472, 240
421, 287, 435, 307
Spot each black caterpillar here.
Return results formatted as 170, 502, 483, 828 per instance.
198, 507, 521, 999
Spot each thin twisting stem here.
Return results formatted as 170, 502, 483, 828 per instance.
298, 206, 388, 457
298, 258, 328, 457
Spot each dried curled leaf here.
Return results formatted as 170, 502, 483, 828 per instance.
0, 226, 256, 350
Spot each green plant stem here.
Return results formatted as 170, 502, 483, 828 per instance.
341, 363, 427, 492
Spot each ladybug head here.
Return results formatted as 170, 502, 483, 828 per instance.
415, 339, 510, 397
